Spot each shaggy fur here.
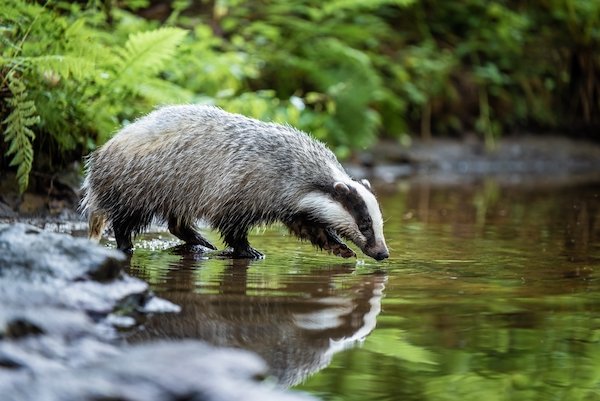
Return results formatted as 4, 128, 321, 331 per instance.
81, 105, 388, 260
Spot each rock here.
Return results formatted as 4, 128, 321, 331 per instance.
0, 223, 161, 315
0, 224, 317, 401
0, 341, 316, 401
0, 200, 17, 218
0, 222, 165, 340
0, 307, 98, 340
0, 223, 123, 281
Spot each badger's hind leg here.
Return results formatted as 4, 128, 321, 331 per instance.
168, 217, 217, 250
219, 231, 264, 259
112, 211, 146, 254
113, 223, 134, 254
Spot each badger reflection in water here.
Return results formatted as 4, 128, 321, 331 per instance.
127, 260, 386, 387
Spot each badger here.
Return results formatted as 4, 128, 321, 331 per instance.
81, 105, 389, 261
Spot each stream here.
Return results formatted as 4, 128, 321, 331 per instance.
116, 174, 600, 401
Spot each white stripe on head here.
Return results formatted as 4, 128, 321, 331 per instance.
329, 164, 386, 248
347, 180, 385, 246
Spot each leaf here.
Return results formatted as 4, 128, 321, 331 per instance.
323, 0, 416, 15
136, 78, 194, 104
2, 72, 39, 193
116, 27, 189, 80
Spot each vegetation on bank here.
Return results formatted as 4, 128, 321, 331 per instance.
1, 0, 599, 192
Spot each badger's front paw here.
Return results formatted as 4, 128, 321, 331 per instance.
329, 242, 356, 258
320, 229, 356, 258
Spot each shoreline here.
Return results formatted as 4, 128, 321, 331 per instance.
2, 135, 600, 221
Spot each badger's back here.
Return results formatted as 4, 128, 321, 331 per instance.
82, 105, 344, 233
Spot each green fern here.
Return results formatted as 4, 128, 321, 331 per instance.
114, 27, 188, 91
31, 55, 95, 81
136, 77, 194, 104
323, 0, 416, 15
86, 26, 191, 141
2, 72, 39, 193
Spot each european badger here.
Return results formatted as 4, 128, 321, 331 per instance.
81, 105, 389, 260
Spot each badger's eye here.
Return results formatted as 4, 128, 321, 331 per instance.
358, 219, 372, 233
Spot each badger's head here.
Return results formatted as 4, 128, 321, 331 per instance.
298, 176, 389, 261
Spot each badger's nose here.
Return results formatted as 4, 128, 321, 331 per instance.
374, 250, 389, 261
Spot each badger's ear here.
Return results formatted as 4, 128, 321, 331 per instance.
333, 181, 350, 194
360, 178, 372, 191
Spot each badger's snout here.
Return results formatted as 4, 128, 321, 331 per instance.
364, 244, 389, 261
373, 250, 389, 261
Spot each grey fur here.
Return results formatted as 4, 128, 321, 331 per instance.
81, 105, 388, 260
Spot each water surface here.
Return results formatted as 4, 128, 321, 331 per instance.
125, 176, 600, 401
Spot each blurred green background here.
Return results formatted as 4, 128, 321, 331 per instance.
1, 0, 599, 192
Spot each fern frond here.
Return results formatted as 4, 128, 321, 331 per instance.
8, 55, 96, 81
116, 27, 188, 80
136, 78, 194, 104
2, 72, 39, 193
323, 0, 416, 15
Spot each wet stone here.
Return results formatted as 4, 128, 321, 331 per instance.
0, 223, 125, 281
0, 223, 155, 315
0, 307, 101, 340
0, 341, 317, 401
0, 223, 316, 401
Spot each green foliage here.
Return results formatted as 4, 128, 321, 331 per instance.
409, 0, 599, 139
226, 0, 400, 147
116, 27, 188, 87
1, 0, 598, 192
92, 25, 191, 143
2, 72, 39, 193
0, 0, 191, 191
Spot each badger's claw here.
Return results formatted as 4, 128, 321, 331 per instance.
329, 242, 356, 258
320, 229, 356, 258
168, 219, 217, 250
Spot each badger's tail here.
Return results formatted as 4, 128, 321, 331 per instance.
88, 209, 107, 242
79, 161, 106, 242
80, 193, 106, 242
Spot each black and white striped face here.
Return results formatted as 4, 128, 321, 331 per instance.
298, 176, 389, 261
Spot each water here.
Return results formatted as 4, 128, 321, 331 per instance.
124, 176, 600, 401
